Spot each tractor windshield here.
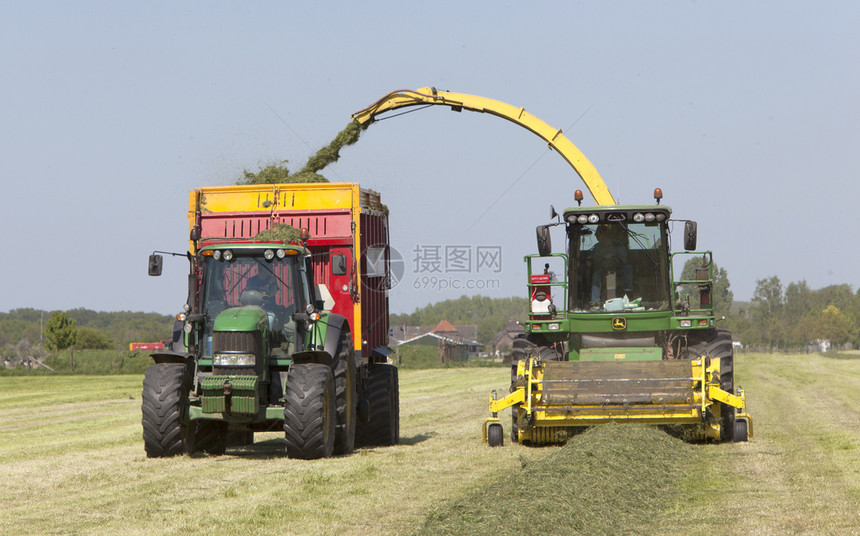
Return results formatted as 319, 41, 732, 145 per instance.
568, 221, 670, 312
199, 252, 304, 356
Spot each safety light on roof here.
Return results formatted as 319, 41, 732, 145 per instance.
633, 213, 645, 223
223, 249, 233, 261
212, 250, 221, 260
264, 249, 275, 261
577, 215, 588, 224
654, 188, 663, 204
276, 249, 286, 259
300, 228, 310, 241
645, 213, 656, 222
587, 214, 599, 224
574, 190, 583, 206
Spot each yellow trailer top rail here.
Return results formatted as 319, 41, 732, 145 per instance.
352, 87, 616, 205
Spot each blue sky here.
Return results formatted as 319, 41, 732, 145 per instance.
1, 2, 858, 315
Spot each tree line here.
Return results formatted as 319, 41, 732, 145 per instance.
0, 308, 174, 365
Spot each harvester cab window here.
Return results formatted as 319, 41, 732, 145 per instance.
569, 222, 670, 312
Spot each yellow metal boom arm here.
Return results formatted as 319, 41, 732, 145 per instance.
352, 87, 616, 205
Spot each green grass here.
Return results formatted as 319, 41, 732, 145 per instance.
2, 353, 860, 535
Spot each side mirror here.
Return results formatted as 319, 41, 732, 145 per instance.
550, 205, 558, 220
684, 221, 698, 251
148, 254, 163, 276
536, 225, 552, 256
331, 253, 347, 276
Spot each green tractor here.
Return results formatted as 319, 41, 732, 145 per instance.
484, 188, 751, 446
145, 242, 371, 459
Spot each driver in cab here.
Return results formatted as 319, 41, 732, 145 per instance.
589, 224, 633, 303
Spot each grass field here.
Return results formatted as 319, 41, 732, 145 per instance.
1, 353, 858, 535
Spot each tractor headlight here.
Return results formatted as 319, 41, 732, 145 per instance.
264, 249, 275, 260
213, 250, 222, 260
633, 213, 645, 223
276, 248, 286, 259
679, 320, 692, 328
644, 213, 656, 222
587, 214, 599, 224
223, 249, 234, 261
213, 353, 256, 367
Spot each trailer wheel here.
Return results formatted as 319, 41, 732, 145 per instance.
284, 364, 335, 459
333, 328, 357, 455
487, 422, 504, 447
189, 421, 228, 455
355, 364, 399, 447
141, 363, 190, 458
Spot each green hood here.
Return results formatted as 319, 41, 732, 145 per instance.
213, 306, 268, 332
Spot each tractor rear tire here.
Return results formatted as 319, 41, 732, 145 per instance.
284, 364, 335, 459
355, 364, 399, 447
142, 363, 190, 458
333, 328, 357, 456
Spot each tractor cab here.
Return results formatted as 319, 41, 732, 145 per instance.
197, 243, 314, 366
564, 205, 672, 313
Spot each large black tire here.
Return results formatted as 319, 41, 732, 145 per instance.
510, 364, 521, 443
511, 337, 562, 362
511, 337, 536, 363
355, 364, 399, 447
284, 364, 335, 459
686, 329, 735, 442
142, 363, 190, 458
333, 328, 357, 455
707, 330, 735, 442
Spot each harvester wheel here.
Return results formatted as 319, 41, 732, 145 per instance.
538, 346, 563, 361
284, 364, 335, 459
511, 337, 536, 363
141, 363, 190, 458
333, 328, 357, 455
487, 422, 504, 447
355, 364, 399, 447
734, 419, 749, 442
510, 364, 520, 443
694, 329, 736, 442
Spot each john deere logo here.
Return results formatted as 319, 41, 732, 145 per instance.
611, 317, 627, 330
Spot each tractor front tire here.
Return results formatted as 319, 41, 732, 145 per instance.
284, 364, 335, 459
355, 364, 399, 447
142, 363, 190, 458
